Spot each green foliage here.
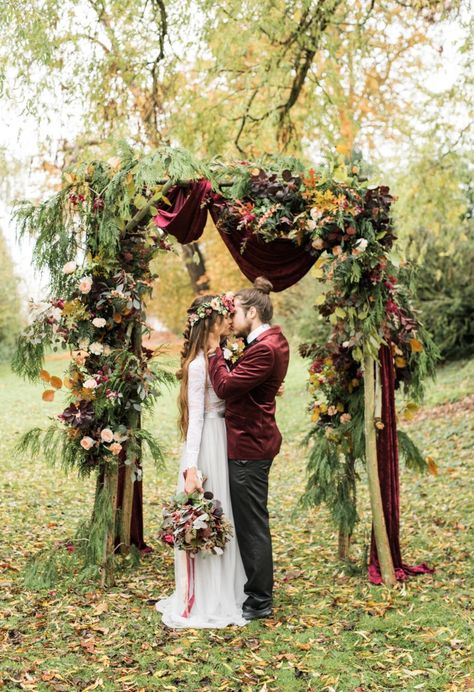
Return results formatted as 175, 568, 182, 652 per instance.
17, 424, 92, 477
416, 246, 474, 361
397, 430, 427, 473
300, 433, 359, 536
393, 148, 474, 362
0, 228, 22, 360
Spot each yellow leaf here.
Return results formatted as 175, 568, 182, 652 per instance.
315, 294, 326, 306
42, 390, 55, 402
403, 402, 419, 421
410, 338, 424, 353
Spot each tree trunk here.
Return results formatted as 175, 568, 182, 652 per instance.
182, 242, 210, 294
101, 464, 119, 588
363, 352, 396, 586
338, 530, 351, 560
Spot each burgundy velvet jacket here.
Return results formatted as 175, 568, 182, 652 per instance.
208, 326, 289, 461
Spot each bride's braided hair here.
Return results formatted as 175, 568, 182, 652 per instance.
177, 294, 232, 439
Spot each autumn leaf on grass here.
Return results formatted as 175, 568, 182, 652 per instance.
426, 456, 438, 476
42, 390, 55, 402
283, 569, 305, 581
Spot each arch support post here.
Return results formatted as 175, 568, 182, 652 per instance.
363, 351, 396, 587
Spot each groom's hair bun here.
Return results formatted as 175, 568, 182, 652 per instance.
253, 276, 273, 294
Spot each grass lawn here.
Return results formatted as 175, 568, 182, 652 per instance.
0, 351, 473, 691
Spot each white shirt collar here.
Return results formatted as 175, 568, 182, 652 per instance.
247, 323, 271, 345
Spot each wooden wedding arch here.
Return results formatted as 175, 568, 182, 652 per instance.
13, 146, 436, 587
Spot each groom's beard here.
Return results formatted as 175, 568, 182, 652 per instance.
233, 325, 251, 339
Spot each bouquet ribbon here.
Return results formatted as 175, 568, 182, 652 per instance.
181, 553, 196, 618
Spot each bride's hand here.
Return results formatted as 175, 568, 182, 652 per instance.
184, 467, 204, 494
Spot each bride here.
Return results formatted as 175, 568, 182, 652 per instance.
156, 294, 247, 628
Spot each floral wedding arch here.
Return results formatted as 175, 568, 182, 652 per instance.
13, 146, 436, 587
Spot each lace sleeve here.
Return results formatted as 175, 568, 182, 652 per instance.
184, 354, 206, 469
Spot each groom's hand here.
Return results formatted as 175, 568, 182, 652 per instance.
184, 467, 204, 494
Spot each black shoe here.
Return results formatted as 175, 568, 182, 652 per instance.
242, 605, 273, 620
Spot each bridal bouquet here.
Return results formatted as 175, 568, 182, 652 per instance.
159, 490, 233, 556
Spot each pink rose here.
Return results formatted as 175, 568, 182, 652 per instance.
312, 238, 324, 250
163, 534, 174, 545
79, 276, 93, 294
109, 442, 122, 456
327, 405, 338, 416
332, 245, 342, 256
80, 436, 95, 450
83, 378, 98, 389
340, 413, 352, 424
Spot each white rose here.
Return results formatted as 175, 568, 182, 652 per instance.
79, 276, 93, 294
83, 378, 98, 389
210, 298, 221, 311
89, 341, 104, 355
63, 261, 77, 274
306, 219, 317, 231
78, 337, 90, 350
223, 348, 232, 361
92, 317, 107, 328
100, 428, 114, 443
310, 207, 322, 221
51, 307, 62, 322
355, 238, 368, 251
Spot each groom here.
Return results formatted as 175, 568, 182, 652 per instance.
206, 277, 289, 620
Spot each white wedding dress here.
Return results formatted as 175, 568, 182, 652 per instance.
156, 351, 247, 628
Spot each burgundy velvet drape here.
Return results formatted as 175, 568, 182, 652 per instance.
368, 346, 434, 584
151, 181, 433, 583
153, 179, 316, 291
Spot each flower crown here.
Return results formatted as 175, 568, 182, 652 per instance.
188, 294, 235, 328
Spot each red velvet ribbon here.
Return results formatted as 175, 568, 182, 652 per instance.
368, 345, 434, 584
181, 553, 196, 618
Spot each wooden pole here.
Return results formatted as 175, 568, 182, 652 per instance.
101, 463, 119, 588
120, 463, 134, 553
363, 352, 396, 586
120, 317, 142, 553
